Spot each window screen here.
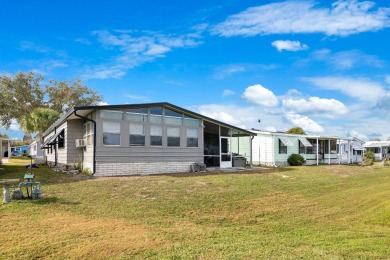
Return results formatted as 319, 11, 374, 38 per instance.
187, 128, 198, 147
100, 110, 123, 120
167, 127, 180, 147
103, 121, 121, 145
129, 123, 145, 146
150, 125, 162, 146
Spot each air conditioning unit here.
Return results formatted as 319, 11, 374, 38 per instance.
75, 139, 86, 147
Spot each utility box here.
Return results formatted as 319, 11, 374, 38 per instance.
233, 157, 246, 167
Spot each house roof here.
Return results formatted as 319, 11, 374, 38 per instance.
249, 130, 341, 140
363, 141, 390, 148
43, 102, 255, 137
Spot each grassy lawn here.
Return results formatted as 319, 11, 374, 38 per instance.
1, 158, 390, 259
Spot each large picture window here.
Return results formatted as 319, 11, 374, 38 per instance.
187, 128, 198, 147
100, 110, 123, 120
167, 127, 180, 147
150, 125, 162, 146
129, 123, 145, 146
165, 108, 182, 125
150, 107, 163, 124
103, 121, 121, 145
126, 108, 148, 122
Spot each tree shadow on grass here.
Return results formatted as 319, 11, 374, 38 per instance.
15, 196, 81, 205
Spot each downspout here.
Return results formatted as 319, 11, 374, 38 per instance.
316, 137, 319, 166
54, 127, 58, 171
74, 110, 96, 175
328, 138, 331, 165
250, 135, 254, 167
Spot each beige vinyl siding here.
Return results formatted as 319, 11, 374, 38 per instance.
65, 119, 84, 165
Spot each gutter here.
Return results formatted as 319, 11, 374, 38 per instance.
73, 110, 96, 175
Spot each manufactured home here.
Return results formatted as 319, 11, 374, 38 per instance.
29, 140, 45, 163
363, 141, 390, 161
234, 130, 354, 166
41, 103, 254, 176
338, 138, 365, 164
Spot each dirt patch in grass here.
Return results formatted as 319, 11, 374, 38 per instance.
0, 212, 166, 259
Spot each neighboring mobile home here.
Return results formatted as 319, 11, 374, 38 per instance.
10, 145, 30, 156
338, 138, 365, 164
234, 130, 348, 166
41, 103, 254, 176
363, 141, 390, 161
29, 140, 45, 163
0, 138, 11, 164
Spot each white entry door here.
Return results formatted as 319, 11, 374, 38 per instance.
220, 137, 232, 168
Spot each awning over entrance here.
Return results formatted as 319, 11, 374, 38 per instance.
351, 142, 364, 151
279, 137, 294, 146
298, 137, 312, 147
41, 131, 62, 148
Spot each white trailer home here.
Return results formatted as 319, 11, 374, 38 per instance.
233, 130, 358, 166
363, 141, 390, 161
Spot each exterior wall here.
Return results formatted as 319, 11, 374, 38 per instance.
95, 161, 194, 176
1, 139, 11, 163
66, 119, 84, 166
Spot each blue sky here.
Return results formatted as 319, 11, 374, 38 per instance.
1, 0, 390, 140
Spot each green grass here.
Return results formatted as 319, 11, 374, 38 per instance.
1, 159, 390, 259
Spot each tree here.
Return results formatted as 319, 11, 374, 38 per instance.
0, 71, 103, 135
286, 127, 306, 135
19, 108, 60, 136
46, 78, 103, 114
0, 72, 45, 128
0, 132, 9, 139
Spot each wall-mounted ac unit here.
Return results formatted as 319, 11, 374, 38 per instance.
75, 139, 86, 147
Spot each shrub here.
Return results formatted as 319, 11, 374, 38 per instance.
287, 153, 305, 166
362, 151, 375, 166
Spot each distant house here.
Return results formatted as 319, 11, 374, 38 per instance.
29, 140, 45, 163
233, 130, 359, 166
0, 138, 11, 164
10, 145, 30, 156
363, 141, 390, 161
338, 138, 365, 164
41, 102, 254, 176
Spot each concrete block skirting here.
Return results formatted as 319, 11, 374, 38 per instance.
95, 161, 195, 176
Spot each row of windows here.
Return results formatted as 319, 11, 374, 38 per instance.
102, 121, 199, 148
100, 107, 200, 127
279, 139, 337, 155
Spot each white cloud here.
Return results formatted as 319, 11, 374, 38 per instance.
385, 75, 390, 84
312, 49, 384, 69
271, 40, 308, 52
302, 76, 386, 103
97, 101, 109, 106
242, 84, 278, 107
223, 89, 235, 97
282, 97, 348, 116
214, 65, 246, 79
212, 1, 390, 37
123, 93, 150, 102
83, 29, 204, 79
214, 63, 278, 79
284, 112, 324, 133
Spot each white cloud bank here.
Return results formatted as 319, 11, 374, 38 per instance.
83, 27, 205, 79
242, 84, 278, 107
302, 76, 386, 103
212, 0, 390, 37
282, 97, 348, 116
271, 40, 308, 52
284, 112, 324, 133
